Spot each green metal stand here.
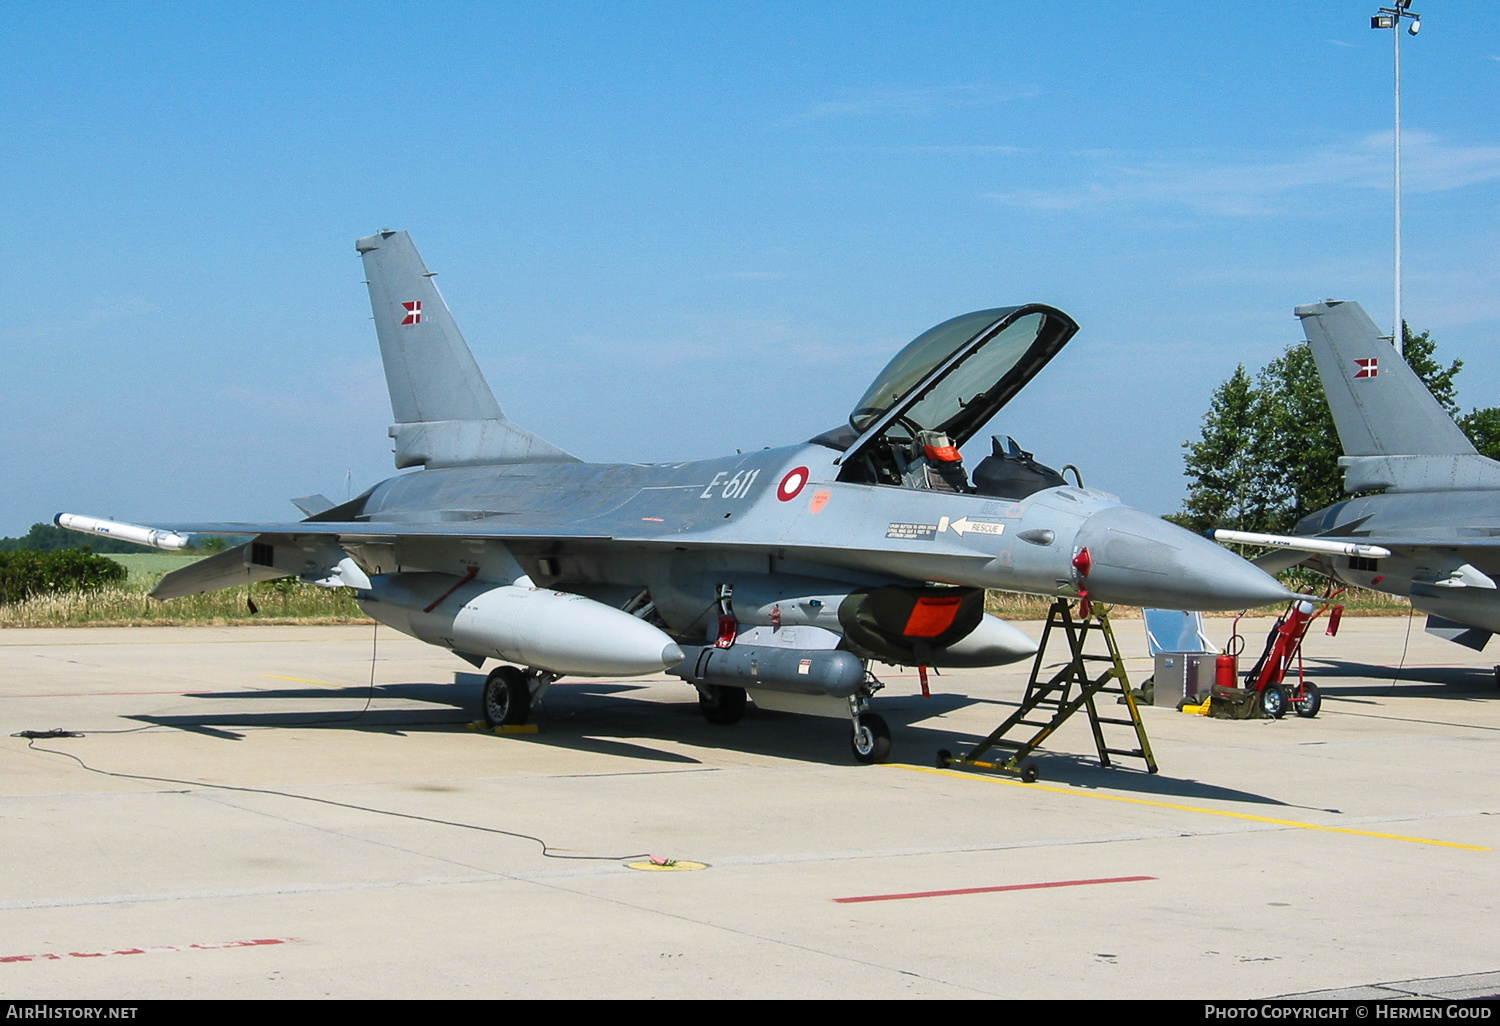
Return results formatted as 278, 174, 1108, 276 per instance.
938, 599, 1157, 781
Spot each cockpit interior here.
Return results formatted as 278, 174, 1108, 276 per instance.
812, 304, 1079, 501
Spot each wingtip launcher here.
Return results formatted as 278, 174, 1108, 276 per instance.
55, 513, 192, 552
1209, 528, 1392, 560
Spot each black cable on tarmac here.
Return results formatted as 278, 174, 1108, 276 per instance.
13, 621, 652, 863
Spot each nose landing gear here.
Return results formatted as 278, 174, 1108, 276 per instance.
848, 694, 891, 765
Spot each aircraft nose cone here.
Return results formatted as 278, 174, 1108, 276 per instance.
1077, 506, 1295, 611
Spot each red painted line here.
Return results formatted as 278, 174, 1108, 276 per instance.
832, 875, 1155, 904
1, 937, 296, 963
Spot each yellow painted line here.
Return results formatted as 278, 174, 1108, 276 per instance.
892, 764, 1490, 851
262, 674, 340, 688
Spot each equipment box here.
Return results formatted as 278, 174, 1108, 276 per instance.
1153, 652, 1219, 706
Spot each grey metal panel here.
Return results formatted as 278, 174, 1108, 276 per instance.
1423, 614, 1493, 652
388, 419, 580, 469
1339, 453, 1500, 494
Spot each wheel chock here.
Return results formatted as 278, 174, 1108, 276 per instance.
464, 721, 539, 734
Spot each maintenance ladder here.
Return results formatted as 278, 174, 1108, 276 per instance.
939, 598, 1157, 781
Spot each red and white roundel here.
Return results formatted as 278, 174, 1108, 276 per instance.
777, 466, 810, 502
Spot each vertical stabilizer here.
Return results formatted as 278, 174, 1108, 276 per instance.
1296, 300, 1473, 458
1296, 300, 1500, 493
356, 230, 577, 469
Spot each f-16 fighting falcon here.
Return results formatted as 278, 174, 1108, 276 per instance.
59, 231, 1292, 762
1215, 299, 1500, 654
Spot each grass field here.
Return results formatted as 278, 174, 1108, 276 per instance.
0, 552, 369, 627
104, 552, 206, 584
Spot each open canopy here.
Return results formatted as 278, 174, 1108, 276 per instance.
847, 304, 1078, 452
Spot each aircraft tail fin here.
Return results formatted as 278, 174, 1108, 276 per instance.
1296, 300, 1500, 493
356, 230, 578, 469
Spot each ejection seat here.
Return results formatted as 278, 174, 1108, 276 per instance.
970, 435, 1067, 500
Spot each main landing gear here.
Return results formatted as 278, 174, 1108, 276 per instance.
697, 684, 747, 725
481, 665, 557, 728
694, 683, 893, 765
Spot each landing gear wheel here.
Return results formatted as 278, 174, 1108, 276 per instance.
699, 685, 746, 725
1262, 684, 1289, 720
935, 748, 952, 769
850, 713, 891, 765
483, 665, 531, 727
1293, 681, 1322, 718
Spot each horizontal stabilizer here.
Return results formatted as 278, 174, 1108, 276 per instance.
355, 229, 578, 469
150, 544, 286, 599
292, 494, 335, 516
1423, 614, 1492, 652
1250, 549, 1313, 575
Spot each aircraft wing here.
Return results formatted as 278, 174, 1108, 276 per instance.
55, 509, 956, 565
140, 518, 615, 542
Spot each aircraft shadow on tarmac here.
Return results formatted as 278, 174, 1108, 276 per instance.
1302, 656, 1500, 696
127, 675, 1308, 804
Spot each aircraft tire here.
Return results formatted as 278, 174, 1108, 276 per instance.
699, 685, 746, 725
1293, 681, 1321, 718
483, 665, 531, 727
1262, 684, 1289, 720
850, 713, 891, 765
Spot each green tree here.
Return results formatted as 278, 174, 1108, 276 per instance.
1255, 342, 1344, 532
1459, 407, 1500, 461
1178, 366, 1267, 534
1400, 323, 1462, 414
0, 549, 126, 605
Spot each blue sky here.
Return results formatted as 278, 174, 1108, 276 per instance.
4, 2, 1499, 536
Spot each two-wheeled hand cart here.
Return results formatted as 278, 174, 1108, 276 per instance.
1229, 588, 1345, 719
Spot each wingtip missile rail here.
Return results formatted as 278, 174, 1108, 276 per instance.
55, 513, 192, 552
1209, 528, 1393, 560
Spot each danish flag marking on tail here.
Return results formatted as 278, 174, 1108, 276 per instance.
401, 301, 422, 326
1354, 357, 1378, 379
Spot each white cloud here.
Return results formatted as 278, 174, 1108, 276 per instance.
985, 132, 1500, 216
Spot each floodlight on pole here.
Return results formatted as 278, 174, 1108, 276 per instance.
1371, 3, 1421, 355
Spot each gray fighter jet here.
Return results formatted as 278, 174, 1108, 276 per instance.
59, 231, 1291, 762
1213, 299, 1500, 652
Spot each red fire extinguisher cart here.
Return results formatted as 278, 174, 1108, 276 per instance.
1230, 589, 1345, 719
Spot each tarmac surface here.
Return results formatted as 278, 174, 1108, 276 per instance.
0, 615, 1496, 999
